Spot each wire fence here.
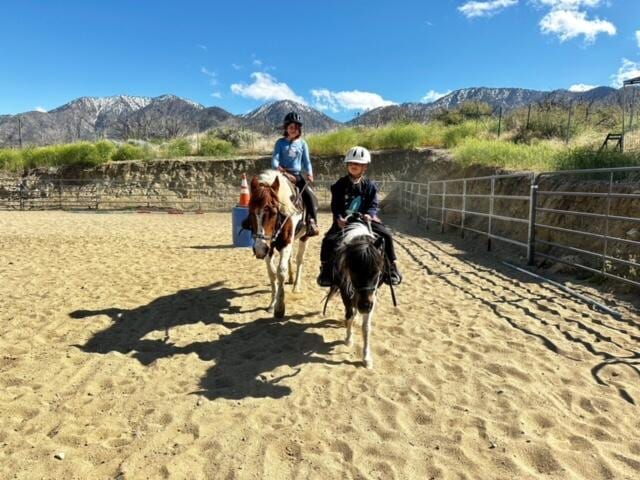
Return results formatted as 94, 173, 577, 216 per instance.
400, 166, 640, 289
2, 169, 638, 289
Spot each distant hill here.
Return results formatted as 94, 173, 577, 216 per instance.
349, 87, 621, 127
0, 86, 624, 147
240, 100, 341, 134
0, 95, 235, 147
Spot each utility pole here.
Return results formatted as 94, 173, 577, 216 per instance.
18, 116, 23, 148
565, 102, 573, 145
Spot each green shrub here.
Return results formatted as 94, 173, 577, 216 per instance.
0, 149, 24, 171
21, 146, 60, 168
307, 128, 363, 156
198, 138, 235, 157
112, 143, 149, 161
554, 147, 640, 170
368, 123, 423, 150
453, 138, 560, 171
166, 138, 192, 158
94, 140, 116, 163
443, 122, 478, 148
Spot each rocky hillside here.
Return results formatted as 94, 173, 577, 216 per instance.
0, 95, 236, 148
349, 86, 622, 126
0, 86, 625, 147
240, 100, 341, 134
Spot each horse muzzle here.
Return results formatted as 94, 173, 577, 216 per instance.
253, 239, 270, 259
356, 290, 376, 313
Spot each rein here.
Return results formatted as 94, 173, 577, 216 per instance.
252, 180, 309, 244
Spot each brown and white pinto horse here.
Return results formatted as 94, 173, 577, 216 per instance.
248, 170, 308, 318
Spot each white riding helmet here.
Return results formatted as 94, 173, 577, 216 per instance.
344, 146, 371, 164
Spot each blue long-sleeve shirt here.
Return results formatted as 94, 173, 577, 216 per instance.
272, 138, 312, 176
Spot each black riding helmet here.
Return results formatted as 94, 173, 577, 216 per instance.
283, 111, 303, 126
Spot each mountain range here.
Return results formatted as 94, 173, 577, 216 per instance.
0, 86, 624, 147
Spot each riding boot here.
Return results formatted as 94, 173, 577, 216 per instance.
316, 262, 333, 287
384, 261, 403, 286
306, 218, 319, 237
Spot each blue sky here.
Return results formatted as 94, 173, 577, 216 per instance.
1, 0, 639, 120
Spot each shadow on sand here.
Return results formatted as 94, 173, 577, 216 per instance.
70, 282, 351, 400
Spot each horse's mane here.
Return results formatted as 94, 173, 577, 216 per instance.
256, 170, 298, 216
334, 223, 384, 291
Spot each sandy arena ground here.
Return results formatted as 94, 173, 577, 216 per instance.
0, 211, 639, 480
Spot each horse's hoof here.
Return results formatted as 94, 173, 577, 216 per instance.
292, 285, 302, 293
274, 306, 285, 318
344, 337, 353, 347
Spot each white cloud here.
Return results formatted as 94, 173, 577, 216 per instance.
535, 0, 602, 9
539, 9, 615, 42
210, 92, 222, 99
232, 63, 243, 70
610, 58, 640, 88
421, 90, 452, 103
34, 106, 47, 113
568, 83, 596, 92
200, 67, 218, 87
636, 30, 640, 49
310, 89, 395, 112
458, 0, 518, 19
196, 44, 207, 52
231, 72, 306, 104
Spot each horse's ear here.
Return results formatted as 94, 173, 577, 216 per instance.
250, 176, 260, 194
271, 176, 280, 193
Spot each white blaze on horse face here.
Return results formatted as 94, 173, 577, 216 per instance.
254, 210, 269, 259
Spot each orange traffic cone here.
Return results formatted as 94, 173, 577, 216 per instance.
239, 173, 250, 207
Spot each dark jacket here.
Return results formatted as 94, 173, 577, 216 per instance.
330, 175, 379, 223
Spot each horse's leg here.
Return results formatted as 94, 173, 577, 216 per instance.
287, 243, 295, 284
266, 253, 278, 313
362, 298, 376, 369
274, 245, 292, 318
341, 288, 355, 346
292, 239, 307, 293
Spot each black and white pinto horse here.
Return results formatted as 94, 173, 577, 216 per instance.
248, 170, 309, 318
326, 218, 385, 368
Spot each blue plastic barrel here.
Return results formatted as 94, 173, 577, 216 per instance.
232, 206, 253, 248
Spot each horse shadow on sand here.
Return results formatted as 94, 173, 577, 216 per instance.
70, 281, 349, 400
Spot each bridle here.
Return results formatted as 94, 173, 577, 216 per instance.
250, 178, 309, 245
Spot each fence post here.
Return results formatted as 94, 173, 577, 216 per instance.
527, 175, 538, 266
602, 172, 613, 274
425, 181, 431, 231
461, 179, 467, 238
565, 103, 573, 145
440, 181, 447, 233
488, 177, 495, 251
96, 182, 101, 210
59, 179, 63, 210
497, 107, 502, 138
